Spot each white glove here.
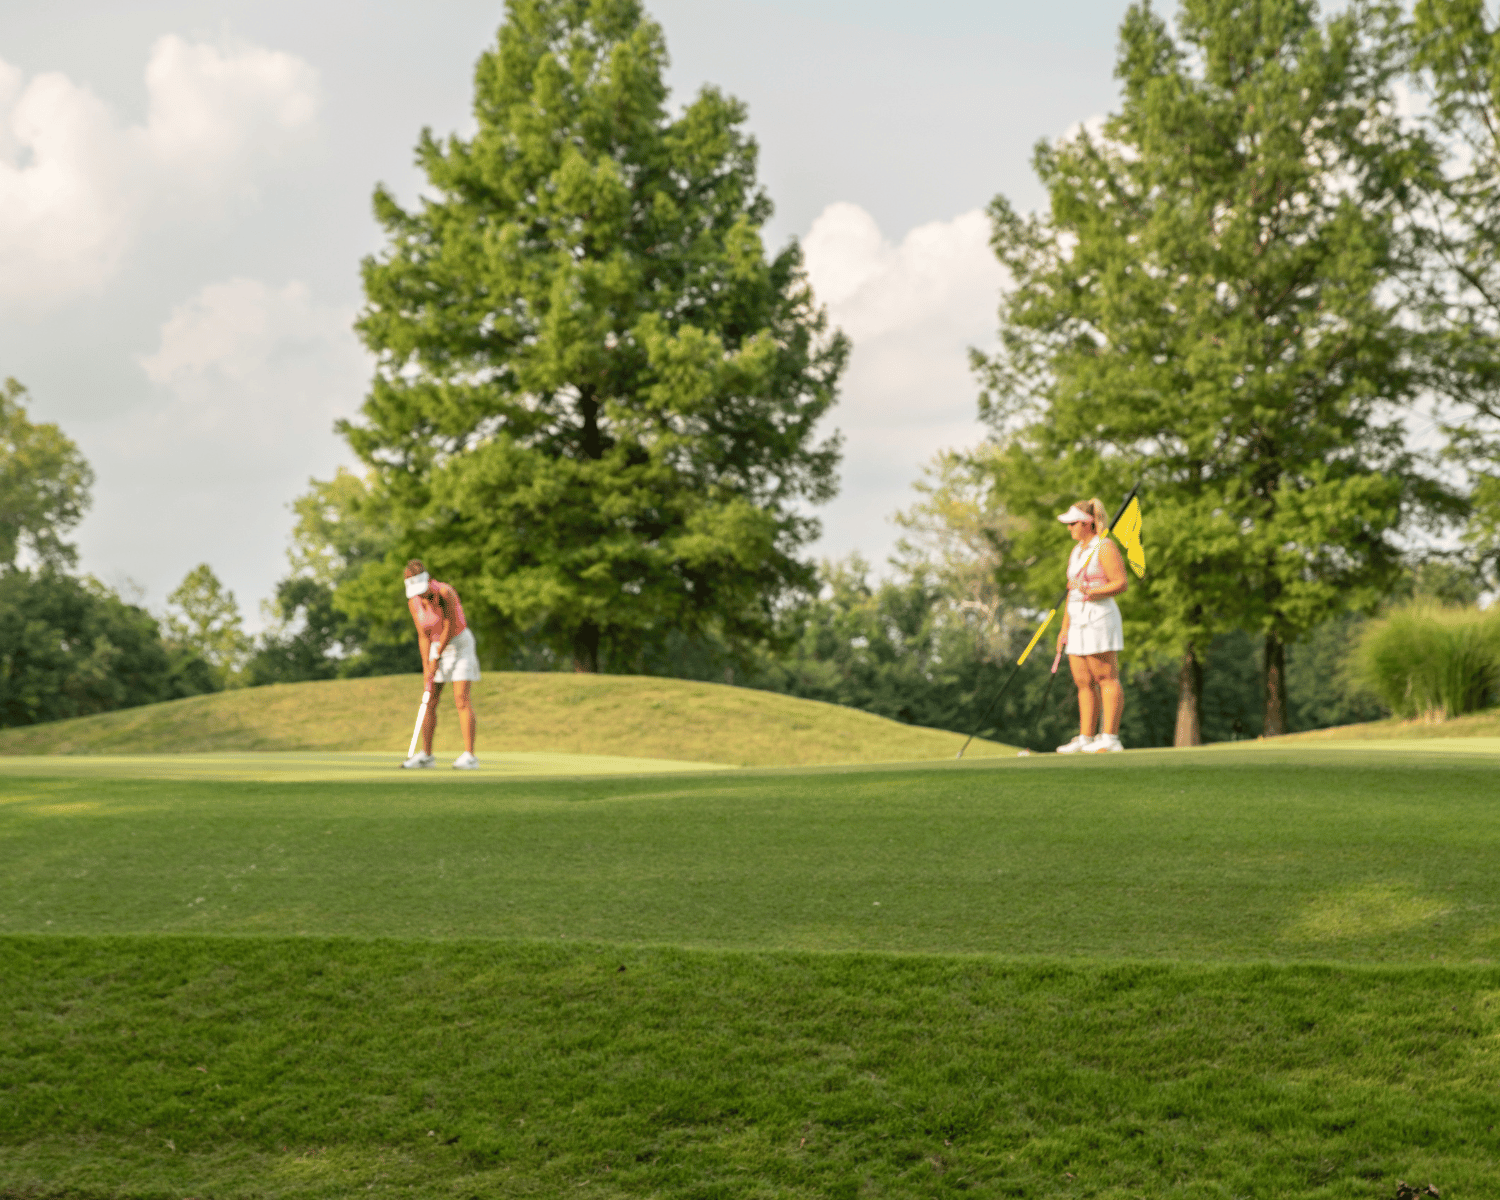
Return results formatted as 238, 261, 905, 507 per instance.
429, 642, 441, 661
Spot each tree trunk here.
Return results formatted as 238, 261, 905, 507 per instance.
1263, 633, 1287, 738
1174, 644, 1203, 747
573, 621, 600, 673
578, 387, 602, 460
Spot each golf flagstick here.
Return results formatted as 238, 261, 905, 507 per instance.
955, 481, 1142, 758
406, 688, 432, 761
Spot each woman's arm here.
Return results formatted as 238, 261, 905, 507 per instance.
410, 599, 434, 679
1082, 540, 1128, 601
432, 587, 456, 655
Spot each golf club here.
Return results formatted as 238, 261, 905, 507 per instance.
406, 687, 432, 762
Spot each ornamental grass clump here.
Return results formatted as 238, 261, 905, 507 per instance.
1355, 603, 1500, 721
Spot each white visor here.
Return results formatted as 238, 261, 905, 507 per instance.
1057, 505, 1093, 524
404, 572, 430, 599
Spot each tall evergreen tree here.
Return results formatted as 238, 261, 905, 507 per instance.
975, 0, 1451, 740
344, 0, 845, 672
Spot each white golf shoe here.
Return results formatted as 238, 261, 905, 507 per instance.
1089, 734, 1124, 753
401, 752, 436, 769
1056, 735, 1094, 754
453, 751, 479, 770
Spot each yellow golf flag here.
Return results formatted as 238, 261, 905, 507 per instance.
1107, 495, 1146, 578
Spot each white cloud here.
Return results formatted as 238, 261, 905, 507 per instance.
71, 278, 368, 629
137, 36, 318, 191
802, 202, 1005, 567
0, 37, 317, 311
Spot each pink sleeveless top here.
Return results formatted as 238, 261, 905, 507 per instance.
410, 580, 467, 637
1066, 536, 1111, 599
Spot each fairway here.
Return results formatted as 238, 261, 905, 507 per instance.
4, 747, 1499, 1197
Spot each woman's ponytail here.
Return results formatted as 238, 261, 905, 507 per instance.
1072, 498, 1109, 535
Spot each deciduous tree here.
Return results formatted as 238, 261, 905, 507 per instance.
164, 564, 249, 689
0, 378, 93, 570
345, 0, 845, 672
975, 0, 1452, 741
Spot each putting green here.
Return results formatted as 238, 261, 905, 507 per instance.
3, 737, 1499, 785
0, 750, 736, 782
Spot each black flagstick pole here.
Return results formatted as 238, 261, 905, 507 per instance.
956, 481, 1142, 759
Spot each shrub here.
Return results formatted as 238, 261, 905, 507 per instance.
1355, 603, 1500, 720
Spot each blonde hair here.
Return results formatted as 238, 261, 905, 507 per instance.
1073, 498, 1109, 535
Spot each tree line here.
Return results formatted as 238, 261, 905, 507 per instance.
7, 0, 1500, 746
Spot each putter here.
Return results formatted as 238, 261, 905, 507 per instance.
406, 686, 432, 761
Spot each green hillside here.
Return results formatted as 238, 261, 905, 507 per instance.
0, 672, 1015, 766
1273, 705, 1500, 743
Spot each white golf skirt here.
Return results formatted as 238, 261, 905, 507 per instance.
432, 627, 482, 683
1066, 596, 1124, 656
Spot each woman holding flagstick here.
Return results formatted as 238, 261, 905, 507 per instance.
1054, 498, 1129, 753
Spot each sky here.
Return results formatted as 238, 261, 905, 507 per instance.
0, 0, 1133, 626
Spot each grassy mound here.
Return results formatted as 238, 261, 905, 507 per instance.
1275, 704, 1500, 743
0, 672, 1014, 766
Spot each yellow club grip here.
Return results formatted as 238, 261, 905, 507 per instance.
1017, 609, 1056, 666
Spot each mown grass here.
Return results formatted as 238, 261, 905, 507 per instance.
5, 750, 1499, 1198
5, 937, 1498, 1199
0, 673, 1015, 765
4, 751, 1498, 960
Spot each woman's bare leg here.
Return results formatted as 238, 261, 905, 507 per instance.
422, 681, 443, 754
1068, 654, 1097, 737
452, 681, 475, 754
1089, 653, 1123, 735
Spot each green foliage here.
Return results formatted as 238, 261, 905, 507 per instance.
245, 577, 345, 686
1404, 0, 1500, 471
0, 378, 94, 570
164, 564, 250, 689
0, 570, 212, 728
1284, 612, 1389, 731
975, 0, 1454, 736
1465, 473, 1500, 591
755, 556, 975, 729
891, 446, 1022, 659
346, 0, 846, 671
286, 467, 401, 593
250, 469, 419, 683
1356, 603, 1500, 720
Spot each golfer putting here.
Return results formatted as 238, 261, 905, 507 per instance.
1055, 499, 1128, 753
401, 560, 480, 770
